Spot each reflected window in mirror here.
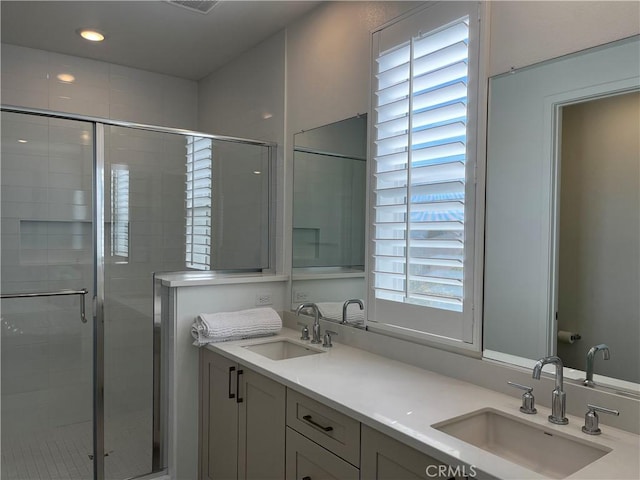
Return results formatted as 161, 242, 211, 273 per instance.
368, 1, 484, 349
185, 136, 213, 270
483, 36, 640, 393
185, 136, 273, 271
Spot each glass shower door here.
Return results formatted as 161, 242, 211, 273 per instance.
102, 125, 188, 479
1, 111, 95, 479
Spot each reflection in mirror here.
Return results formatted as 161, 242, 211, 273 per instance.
186, 138, 272, 271
556, 92, 639, 384
483, 36, 640, 393
291, 115, 367, 324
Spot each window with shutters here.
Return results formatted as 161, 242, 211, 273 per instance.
185, 136, 213, 270
369, 2, 483, 348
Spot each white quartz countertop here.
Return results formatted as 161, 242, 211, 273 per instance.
205, 328, 639, 480
156, 271, 288, 287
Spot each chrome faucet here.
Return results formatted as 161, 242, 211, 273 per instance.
584, 344, 610, 387
296, 303, 322, 344
532, 355, 568, 425
342, 299, 364, 324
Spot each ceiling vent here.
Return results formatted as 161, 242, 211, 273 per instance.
167, 1, 220, 14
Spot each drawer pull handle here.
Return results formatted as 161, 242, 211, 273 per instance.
236, 369, 244, 403
228, 366, 236, 399
302, 414, 333, 432
302, 477, 311, 480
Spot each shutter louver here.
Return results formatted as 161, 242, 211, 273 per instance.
111, 165, 129, 259
185, 136, 213, 270
373, 17, 469, 313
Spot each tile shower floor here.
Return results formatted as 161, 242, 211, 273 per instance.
1, 410, 151, 480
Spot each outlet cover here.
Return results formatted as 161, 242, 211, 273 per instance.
255, 293, 272, 306
294, 291, 309, 302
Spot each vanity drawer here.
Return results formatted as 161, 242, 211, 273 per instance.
286, 427, 359, 480
286, 389, 360, 467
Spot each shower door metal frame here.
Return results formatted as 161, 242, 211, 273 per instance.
1, 104, 277, 480
94, 122, 106, 480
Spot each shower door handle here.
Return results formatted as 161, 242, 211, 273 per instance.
1, 288, 89, 323
79, 289, 87, 323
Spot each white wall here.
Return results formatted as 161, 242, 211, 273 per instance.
489, 1, 640, 75
166, 279, 288, 480
1, 44, 197, 129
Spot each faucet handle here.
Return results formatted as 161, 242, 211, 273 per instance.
323, 330, 337, 348
507, 381, 537, 414
582, 404, 620, 435
297, 322, 310, 341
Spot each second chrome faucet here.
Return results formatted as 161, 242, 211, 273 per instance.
532, 355, 568, 425
584, 343, 610, 387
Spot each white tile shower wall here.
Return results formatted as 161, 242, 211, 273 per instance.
1, 43, 198, 130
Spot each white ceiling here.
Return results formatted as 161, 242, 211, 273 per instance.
1, 1, 322, 81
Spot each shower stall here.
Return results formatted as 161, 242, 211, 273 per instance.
0, 107, 274, 480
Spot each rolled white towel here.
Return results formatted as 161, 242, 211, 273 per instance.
316, 302, 365, 323
192, 307, 282, 346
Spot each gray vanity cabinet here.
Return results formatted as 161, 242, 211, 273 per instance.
286, 427, 359, 480
285, 389, 361, 479
199, 349, 286, 480
361, 425, 457, 480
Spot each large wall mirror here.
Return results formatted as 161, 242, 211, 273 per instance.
291, 115, 367, 323
483, 36, 639, 393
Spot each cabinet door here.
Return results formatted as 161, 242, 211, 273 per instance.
361, 425, 453, 480
237, 367, 286, 480
286, 427, 359, 480
200, 349, 239, 480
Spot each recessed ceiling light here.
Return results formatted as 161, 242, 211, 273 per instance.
78, 29, 105, 42
253, 170, 262, 175
18, 139, 28, 143
57, 73, 75, 83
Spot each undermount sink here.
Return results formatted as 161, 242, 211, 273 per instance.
243, 339, 325, 361
433, 408, 611, 479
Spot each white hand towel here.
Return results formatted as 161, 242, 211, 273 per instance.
191, 307, 282, 346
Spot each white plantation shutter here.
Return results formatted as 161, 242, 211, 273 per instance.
185, 136, 213, 270
111, 164, 129, 259
370, 2, 480, 344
